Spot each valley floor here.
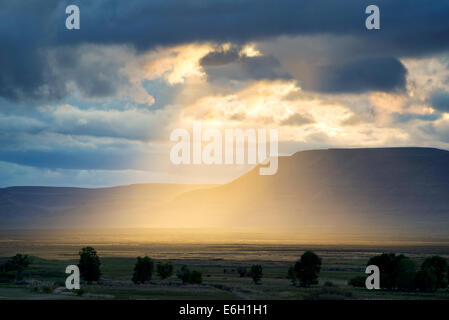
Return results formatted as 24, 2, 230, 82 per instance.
1, 244, 449, 300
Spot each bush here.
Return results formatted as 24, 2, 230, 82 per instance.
177, 265, 202, 284
348, 276, 366, 288
157, 263, 174, 280
78, 247, 101, 283
132, 256, 154, 284
250, 265, 263, 284
294, 251, 322, 287
396, 257, 417, 291
415, 268, 438, 292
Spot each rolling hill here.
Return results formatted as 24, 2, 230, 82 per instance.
1, 147, 448, 242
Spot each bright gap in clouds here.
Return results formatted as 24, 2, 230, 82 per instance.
2, 39, 449, 187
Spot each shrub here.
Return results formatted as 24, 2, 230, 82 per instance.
132, 256, 154, 284
177, 265, 202, 284
250, 265, 263, 284
157, 263, 174, 280
78, 247, 101, 283
396, 257, 417, 291
415, 268, 438, 292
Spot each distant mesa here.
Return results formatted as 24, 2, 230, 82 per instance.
1, 147, 448, 242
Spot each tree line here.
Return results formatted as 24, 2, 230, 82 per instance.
77, 247, 203, 284
349, 253, 449, 292
1, 248, 448, 294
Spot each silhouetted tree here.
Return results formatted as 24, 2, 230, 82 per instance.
0, 254, 31, 281
367, 253, 401, 289
157, 262, 174, 280
421, 256, 448, 288
295, 251, 322, 287
177, 265, 202, 284
78, 247, 101, 283
396, 256, 417, 291
250, 265, 263, 284
415, 268, 438, 292
132, 256, 154, 284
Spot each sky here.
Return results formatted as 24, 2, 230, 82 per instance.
1, 0, 449, 187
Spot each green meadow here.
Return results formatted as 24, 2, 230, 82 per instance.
1, 236, 449, 300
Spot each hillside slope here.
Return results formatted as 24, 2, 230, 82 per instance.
1, 148, 448, 241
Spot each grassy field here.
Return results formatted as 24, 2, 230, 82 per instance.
1, 250, 449, 300
1, 230, 449, 300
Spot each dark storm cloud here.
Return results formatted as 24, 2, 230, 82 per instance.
1, 0, 449, 101
204, 56, 292, 81
203, 52, 292, 82
200, 47, 241, 66
315, 57, 407, 93
240, 56, 292, 80
429, 90, 449, 112
48, 45, 130, 98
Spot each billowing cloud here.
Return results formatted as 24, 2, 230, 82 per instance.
429, 90, 449, 112
2, 0, 449, 102
316, 57, 407, 93
1, 1, 449, 187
